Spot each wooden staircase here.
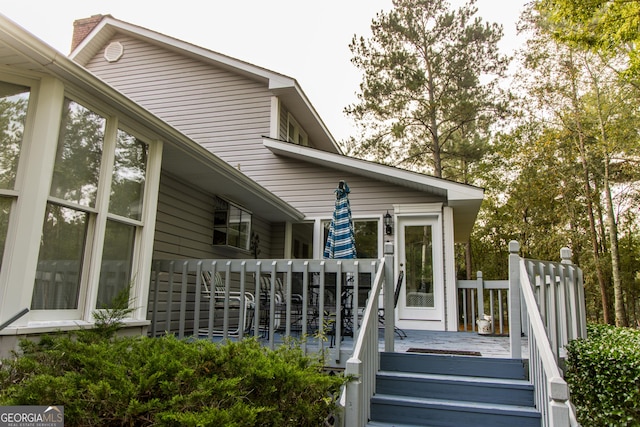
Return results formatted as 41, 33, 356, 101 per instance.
367, 352, 541, 427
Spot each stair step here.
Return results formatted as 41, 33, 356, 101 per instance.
370, 394, 541, 427
376, 370, 535, 406
380, 351, 527, 380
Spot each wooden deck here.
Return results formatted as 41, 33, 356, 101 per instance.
386, 330, 528, 359
197, 329, 529, 364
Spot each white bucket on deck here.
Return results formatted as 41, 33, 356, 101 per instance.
476, 315, 492, 335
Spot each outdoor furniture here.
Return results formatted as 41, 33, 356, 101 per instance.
200, 271, 255, 336
258, 276, 304, 335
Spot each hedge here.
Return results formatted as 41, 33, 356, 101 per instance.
0, 332, 345, 426
566, 323, 640, 426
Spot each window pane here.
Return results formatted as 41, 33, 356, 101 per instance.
213, 197, 229, 245
50, 99, 105, 207
323, 219, 379, 258
32, 204, 88, 310
354, 220, 378, 258
291, 222, 313, 258
96, 220, 135, 309
109, 130, 148, 220
0, 197, 11, 272
0, 82, 29, 190
228, 206, 250, 250
404, 225, 434, 308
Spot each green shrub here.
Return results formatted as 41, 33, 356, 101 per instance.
0, 334, 344, 426
566, 323, 640, 426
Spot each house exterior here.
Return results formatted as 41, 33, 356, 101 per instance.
0, 12, 483, 357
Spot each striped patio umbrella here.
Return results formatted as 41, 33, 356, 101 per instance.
323, 180, 356, 259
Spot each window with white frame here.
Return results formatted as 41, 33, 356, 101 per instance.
97, 129, 148, 308
32, 98, 149, 312
286, 113, 308, 146
213, 197, 252, 251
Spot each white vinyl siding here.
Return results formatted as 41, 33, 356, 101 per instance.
85, 34, 272, 174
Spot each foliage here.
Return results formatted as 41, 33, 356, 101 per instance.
470, 4, 640, 325
566, 324, 640, 426
345, 0, 508, 179
536, 0, 640, 78
0, 334, 344, 426
89, 284, 136, 340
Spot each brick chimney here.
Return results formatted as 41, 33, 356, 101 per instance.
71, 14, 107, 52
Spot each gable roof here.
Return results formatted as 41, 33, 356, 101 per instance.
69, 15, 342, 154
263, 138, 484, 241
0, 13, 304, 223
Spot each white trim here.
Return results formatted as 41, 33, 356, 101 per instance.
269, 96, 279, 139
443, 206, 457, 331
132, 138, 162, 321
395, 209, 446, 331
0, 77, 64, 327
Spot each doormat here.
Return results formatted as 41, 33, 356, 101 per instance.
406, 348, 481, 356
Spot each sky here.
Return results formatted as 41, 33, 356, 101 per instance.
2, 1, 527, 143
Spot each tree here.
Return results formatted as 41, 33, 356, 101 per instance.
483, 5, 640, 324
537, 0, 640, 78
345, 0, 508, 179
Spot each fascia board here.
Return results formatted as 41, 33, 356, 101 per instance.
263, 138, 484, 202
71, 17, 293, 86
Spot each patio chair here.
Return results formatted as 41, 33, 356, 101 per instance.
378, 270, 407, 339
200, 271, 255, 336
258, 276, 304, 333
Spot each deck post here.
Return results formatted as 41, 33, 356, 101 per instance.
384, 242, 395, 353
508, 241, 522, 359
476, 271, 484, 332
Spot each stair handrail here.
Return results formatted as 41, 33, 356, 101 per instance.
0, 308, 29, 332
342, 254, 389, 427
512, 241, 580, 427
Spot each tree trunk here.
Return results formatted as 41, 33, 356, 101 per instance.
567, 50, 611, 323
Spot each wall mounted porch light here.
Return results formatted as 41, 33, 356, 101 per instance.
384, 211, 393, 235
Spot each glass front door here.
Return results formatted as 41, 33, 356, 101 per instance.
397, 216, 444, 325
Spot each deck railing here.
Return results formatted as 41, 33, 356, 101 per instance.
148, 257, 383, 364
457, 273, 509, 334
512, 241, 583, 427
342, 248, 392, 427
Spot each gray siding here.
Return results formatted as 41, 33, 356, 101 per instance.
153, 172, 272, 260
248, 155, 442, 218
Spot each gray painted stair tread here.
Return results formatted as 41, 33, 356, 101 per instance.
371, 393, 540, 416
378, 370, 531, 387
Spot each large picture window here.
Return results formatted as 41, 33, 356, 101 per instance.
33, 99, 106, 311
33, 100, 150, 313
